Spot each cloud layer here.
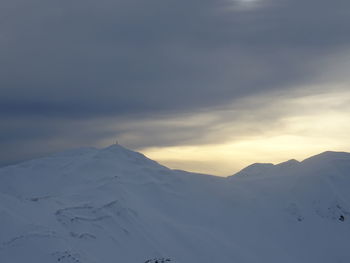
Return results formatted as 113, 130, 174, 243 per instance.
1, 0, 350, 169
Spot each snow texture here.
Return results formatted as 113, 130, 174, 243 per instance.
1, 145, 350, 263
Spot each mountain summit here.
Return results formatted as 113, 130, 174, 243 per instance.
0, 146, 350, 263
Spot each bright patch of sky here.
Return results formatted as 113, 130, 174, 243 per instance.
138, 88, 350, 176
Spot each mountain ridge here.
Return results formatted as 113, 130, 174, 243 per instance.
0, 145, 350, 263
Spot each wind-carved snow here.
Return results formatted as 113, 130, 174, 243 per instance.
0, 145, 350, 263
55, 200, 137, 239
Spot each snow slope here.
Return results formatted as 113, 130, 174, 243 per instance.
0, 145, 349, 263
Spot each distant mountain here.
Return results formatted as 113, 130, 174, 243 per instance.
231, 151, 350, 178
0, 145, 350, 263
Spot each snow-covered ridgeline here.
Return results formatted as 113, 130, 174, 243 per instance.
0, 145, 349, 263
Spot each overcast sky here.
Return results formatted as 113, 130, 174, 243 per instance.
1, 0, 350, 175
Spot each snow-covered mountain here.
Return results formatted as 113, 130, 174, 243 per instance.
0, 145, 349, 263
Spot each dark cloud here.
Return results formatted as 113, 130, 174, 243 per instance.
1, 0, 350, 165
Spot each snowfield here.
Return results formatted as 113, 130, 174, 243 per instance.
0, 144, 349, 263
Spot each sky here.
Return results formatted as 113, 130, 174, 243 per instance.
1, 0, 350, 175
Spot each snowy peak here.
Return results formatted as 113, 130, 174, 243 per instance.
94, 144, 163, 167
231, 151, 350, 178
97, 143, 140, 157
275, 159, 300, 168
15, 144, 166, 172
298, 151, 350, 177
0, 144, 170, 198
233, 163, 275, 177
232, 159, 300, 178
302, 151, 350, 164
